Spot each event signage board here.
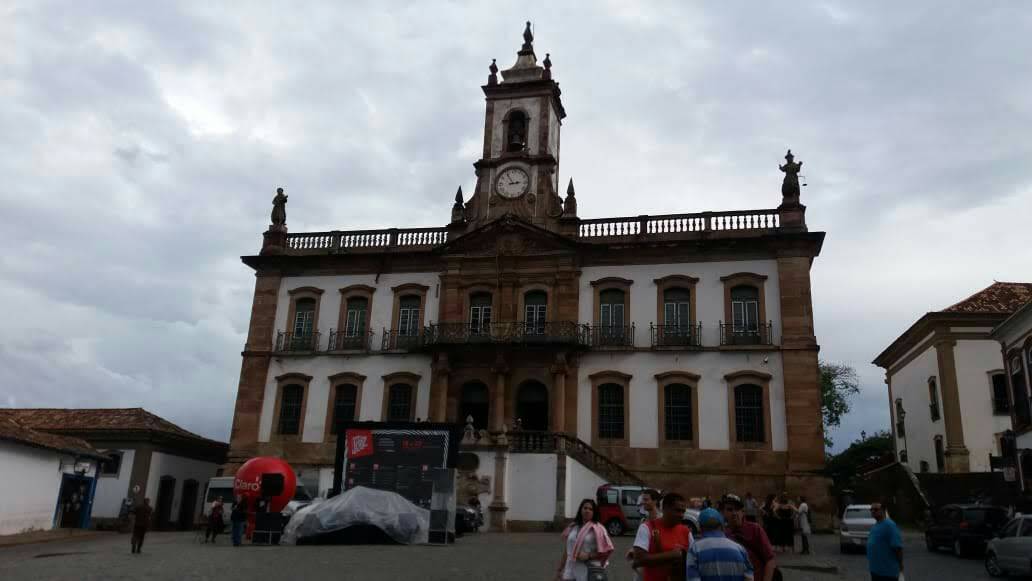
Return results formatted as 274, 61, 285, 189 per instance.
332, 422, 463, 509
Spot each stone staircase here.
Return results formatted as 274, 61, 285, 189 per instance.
507, 431, 645, 486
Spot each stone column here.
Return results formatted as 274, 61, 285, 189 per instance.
551, 354, 567, 433
431, 354, 449, 422
935, 338, 971, 472
491, 356, 509, 431
489, 444, 510, 531
227, 270, 282, 471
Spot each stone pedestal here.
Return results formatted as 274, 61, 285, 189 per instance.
489, 446, 510, 531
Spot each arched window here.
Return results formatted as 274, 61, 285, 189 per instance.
330, 384, 358, 434
990, 372, 1010, 414
469, 293, 493, 336
934, 435, 945, 472
505, 110, 528, 152
928, 378, 940, 421
733, 384, 764, 443
730, 285, 760, 334
524, 291, 547, 335
386, 383, 414, 422
664, 383, 693, 441
598, 383, 625, 440
278, 384, 305, 435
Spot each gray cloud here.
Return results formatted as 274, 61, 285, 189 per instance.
2, 1, 1030, 449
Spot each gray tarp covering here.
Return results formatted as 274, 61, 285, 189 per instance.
281, 486, 430, 545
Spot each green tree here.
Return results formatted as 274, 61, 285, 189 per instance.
825, 430, 894, 484
820, 361, 860, 448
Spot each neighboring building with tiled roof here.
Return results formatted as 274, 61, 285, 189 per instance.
873, 282, 1032, 476
0, 415, 101, 458
0, 407, 228, 531
989, 299, 1032, 484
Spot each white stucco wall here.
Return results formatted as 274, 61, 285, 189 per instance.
577, 351, 786, 450
507, 453, 557, 521
258, 354, 433, 442
470, 451, 497, 531
565, 456, 607, 519
274, 272, 441, 353
889, 346, 944, 471
145, 452, 220, 525
954, 340, 1009, 472
91, 449, 135, 518
579, 261, 782, 348
0, 442, 65, 535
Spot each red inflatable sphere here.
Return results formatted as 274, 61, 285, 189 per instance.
233, 456, 297, 513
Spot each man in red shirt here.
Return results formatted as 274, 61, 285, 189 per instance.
721, 493, 777, 581
633, 492, 695, 581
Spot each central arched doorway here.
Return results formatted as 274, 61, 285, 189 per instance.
516, 380, 549, 431
459, 381, 490, 431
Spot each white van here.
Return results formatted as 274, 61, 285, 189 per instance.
203, 476, 313, 526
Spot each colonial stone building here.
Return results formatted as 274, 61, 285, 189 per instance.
227, 24, 829, 528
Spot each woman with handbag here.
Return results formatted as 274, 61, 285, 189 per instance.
556, 498, 615, 581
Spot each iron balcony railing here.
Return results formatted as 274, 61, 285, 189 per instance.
718, 322, 774, 346
584, 324, 635, 348
274, 331, 321, 352
650, 324, 703, 348
327, 329, 372, 351
381, 329, 424, 351
423, 321, 589, 347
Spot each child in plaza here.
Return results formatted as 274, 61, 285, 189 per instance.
556, 498, 615, 581
685, 508, 754, 581
632, 492, 695, 581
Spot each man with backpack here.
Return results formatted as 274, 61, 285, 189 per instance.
632, 492, 695, 581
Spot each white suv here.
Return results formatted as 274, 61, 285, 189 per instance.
839, 504, 877, 552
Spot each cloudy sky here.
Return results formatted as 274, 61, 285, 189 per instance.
3, 2, 1031, 452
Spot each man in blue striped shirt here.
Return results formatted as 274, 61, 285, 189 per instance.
686, 508, 754, 581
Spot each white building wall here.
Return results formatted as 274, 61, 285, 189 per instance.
145, 452, 221, 524
579, 261, 782, 348
954, 340, 1010, 472
890, 347, 945, 472
471, 451, 497, 530
258, 354, 433, 442
91, 449, 135, 518
273, 272, 441, 353
565, 457, 607, 519
577, 351, 786, 451
0, 442, 64, 535
507, 453, 557, 521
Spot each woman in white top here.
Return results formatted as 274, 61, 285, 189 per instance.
797, 496, 812, 555
556, 498, 615, 581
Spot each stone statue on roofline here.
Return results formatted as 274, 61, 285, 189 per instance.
779, 150, 803, 205
270, 187, 288, 231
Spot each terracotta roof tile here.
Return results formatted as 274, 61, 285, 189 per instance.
0, 415, 101, 458
941, 282, 1032, 314
0, 408, 225, 447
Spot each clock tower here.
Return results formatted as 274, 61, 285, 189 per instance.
459, 22, 568, 233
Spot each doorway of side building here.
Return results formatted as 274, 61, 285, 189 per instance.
177, 479, 199, 530
155, 475, 176, 530
56, 473, 96, 529
516, 380, 549, 431
459, 381, 490, 431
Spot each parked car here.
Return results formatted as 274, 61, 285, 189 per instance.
839, 504, 877, 552
203, 476, 314, 526
925, 504, 1009, 557
595, 484, 699, 536
985, 514, 1032, 578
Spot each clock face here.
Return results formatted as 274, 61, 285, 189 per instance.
495, 167, 530, 199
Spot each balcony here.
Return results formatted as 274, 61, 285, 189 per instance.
274, 331, 321, 353
381, 329, 424, 351
584, 325, 635, 349
651, 324, 702, 349
327, 329, 372, 351
423, 322, 589, 348
719, 323, 774, 347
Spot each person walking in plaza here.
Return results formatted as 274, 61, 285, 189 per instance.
761, 494, 776, 543
628, 489, 662, 581
129, 498, 152, 554
685, 508, 754, 581
230, 495, 249, 547
796, 496, 811, 555
632, 492, 695, 581
772, 495, 797, 552
556, 498, 615, 581
866, 502, 903, 581
743, 492, 759, 524
205, 497, 225, 543
720, 494, 777, 581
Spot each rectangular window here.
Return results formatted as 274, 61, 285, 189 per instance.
598, 385, 625, 440
330, 385, 358, 435
664, 385, 693, 441
278, 385, 304, 435
398, 307, 420, 336
470, 305, 492, 335
991, 374, 1010, 414
934, 436, 945, 472
929, 379, 941, 421
734, 385, 764, 443
525, 304, 546, 334
387, 385, 413, 422
732, 300, 759, 332
345, 307, 366, 337
99, 452, 122, 476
